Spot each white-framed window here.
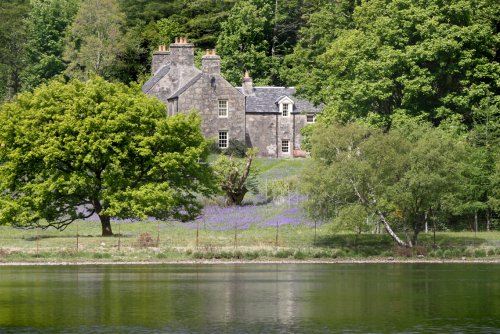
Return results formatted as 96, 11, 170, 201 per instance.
218, 100, 228, 117
306, 114, 316, 123
282, 103, 289, 117
218, 131, 228, 149
281, 140, 290, 153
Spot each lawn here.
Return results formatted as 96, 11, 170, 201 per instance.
0, 158, 499, 262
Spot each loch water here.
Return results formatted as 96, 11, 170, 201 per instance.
0, 263, 499, 333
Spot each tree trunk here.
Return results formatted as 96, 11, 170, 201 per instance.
99, 214, 113, 236
486, 209, 491, 232
474, 210, 478, 233
376, 209, 410, 247
226, 188, 248, 206
424, 212, 428, 233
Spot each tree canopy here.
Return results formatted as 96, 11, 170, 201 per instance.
303, 121, 469, 247
0, 77, 216, 236
289, 0, 500, 128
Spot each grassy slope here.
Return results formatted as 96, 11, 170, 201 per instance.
0, 157, 499, 262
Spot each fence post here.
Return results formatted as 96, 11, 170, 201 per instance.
76, 223, 79, 252
118, 223, 121, 252
36, 227, 40, 257
156, 221, 160, 248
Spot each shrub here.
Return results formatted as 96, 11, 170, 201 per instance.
332, 249, 345, 258
380, 251, 393, 257
243, 251, 259, 260
275, 249, 293, 258
430, 249, 443, 258
0, 248, 10, 257
451, 248, 464, 258
474, 249, 487, 257
442, 249, 453, 258
485, 247, 496, 256
413, 246, 428, 256
137, 232, 155, 248
293, 250, 306, 260
394, 246, 412, 257
93, 252, 111, 259
156, 252, 168, 259
223, 139, 247, 158
265, 178, 298, 202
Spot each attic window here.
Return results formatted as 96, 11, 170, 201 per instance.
277, 96, 294, 117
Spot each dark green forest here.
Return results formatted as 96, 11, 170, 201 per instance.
0, 0, 499, 239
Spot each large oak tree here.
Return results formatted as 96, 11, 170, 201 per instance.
0, 77, 215, 236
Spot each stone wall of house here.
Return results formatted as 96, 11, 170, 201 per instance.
176, 74, 246, 144
293, 114, 307, 151
246, 113, 278, 158
276, 112, 295, 158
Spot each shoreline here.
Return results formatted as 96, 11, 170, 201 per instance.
1, 258, 500, 266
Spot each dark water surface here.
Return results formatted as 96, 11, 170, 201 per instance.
0, 263, 499, 333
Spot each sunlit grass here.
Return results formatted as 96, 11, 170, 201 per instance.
0, 157, 499, 262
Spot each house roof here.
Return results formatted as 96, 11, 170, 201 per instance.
168, 72, 203, 99
142, 65, 170, 93
236, 87, 322, 114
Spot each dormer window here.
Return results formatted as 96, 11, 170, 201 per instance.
282, 103, 289, 117
277, 96, 294, 118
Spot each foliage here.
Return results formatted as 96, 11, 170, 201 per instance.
64, 0, 126, 80
0, 0, 30, 101
216, 0, 272, 85
0, 77, 216, 236
331, 204, 372, 235
223, 139, 248, 158
303, 121, 469, 247
284, 0, 357, 105
290, 0, 500, 128
213, 149, 258, 206
22, 0, 79, 91
265, 178, 298, 202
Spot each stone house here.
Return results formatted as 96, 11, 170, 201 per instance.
142, 37, 321, 158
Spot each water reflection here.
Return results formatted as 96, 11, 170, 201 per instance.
0, 264, 499, 333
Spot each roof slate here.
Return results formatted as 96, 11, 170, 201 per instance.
168, 72, 203, 99
236, 87, 321, 114
142, 65, 170, 93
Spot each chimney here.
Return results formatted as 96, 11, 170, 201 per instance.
242, 71, 254, 96
201, 48, 220, 74
170, 36, 194, 68
152, 44, 170, 74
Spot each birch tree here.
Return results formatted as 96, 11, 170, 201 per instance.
64, 0, 125, 80
303, 122, 467, 247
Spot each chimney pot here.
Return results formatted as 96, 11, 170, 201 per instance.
242, 71, 254, 96
212, 48, 216, 56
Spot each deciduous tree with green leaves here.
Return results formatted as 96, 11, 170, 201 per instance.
213, 149, 258, 206
216, 0, 272, 85
303, 121, 468, 247
22, 0, 79, 91
291, 0, 500, 128
64, 0, 126, 80
0, 0, 30, 101
0, 77, 216, 236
